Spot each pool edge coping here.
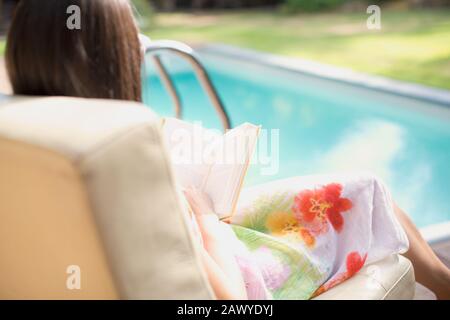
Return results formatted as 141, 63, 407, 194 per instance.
196, 43, 450, 108
420, 221, 450, 245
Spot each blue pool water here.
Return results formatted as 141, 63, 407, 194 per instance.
143, 51, 450, 228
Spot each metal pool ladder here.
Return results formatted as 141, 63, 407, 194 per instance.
144, 40, 231, 131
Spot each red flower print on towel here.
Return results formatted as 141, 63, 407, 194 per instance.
292, 183, 352, 235
312, 251, 368, 297
346, 251, 367, 276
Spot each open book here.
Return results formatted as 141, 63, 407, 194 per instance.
163, 118, 260, 219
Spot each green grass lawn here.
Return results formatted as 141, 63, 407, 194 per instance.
1, 9, 448, 90
146, 9, 450, 90
0, 40, 5, 56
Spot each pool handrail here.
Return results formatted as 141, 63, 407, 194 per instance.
143, 40, 231, 131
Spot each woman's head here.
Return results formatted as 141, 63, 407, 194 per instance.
6, 0, 142, 102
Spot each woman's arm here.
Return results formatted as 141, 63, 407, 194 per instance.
184, 187, 248, 300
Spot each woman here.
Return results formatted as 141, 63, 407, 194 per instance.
6, 0, 142, 101
5, 0, 450, 299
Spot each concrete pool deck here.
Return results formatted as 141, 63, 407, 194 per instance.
197, 44, 450, 108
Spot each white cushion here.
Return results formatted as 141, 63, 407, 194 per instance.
313, 255, 415, 300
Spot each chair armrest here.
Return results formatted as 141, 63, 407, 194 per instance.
313, 255, 415, 300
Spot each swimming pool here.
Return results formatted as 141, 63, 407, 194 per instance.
143, 47, 450, 228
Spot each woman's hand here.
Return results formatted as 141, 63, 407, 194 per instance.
183, 186, 215, 216
184, 187, 223, 245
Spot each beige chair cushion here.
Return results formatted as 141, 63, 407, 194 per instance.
313, 255, 415, 300
0, 96, 213, 299
0, 137, 118, 299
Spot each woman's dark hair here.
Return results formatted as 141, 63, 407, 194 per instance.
6, 0, 142, 102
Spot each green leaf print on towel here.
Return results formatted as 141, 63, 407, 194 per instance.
232, 225, 326, 300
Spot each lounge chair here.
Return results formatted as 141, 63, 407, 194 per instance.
0, 95, 415, 299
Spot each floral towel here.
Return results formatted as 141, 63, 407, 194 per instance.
227, 173, 409, 300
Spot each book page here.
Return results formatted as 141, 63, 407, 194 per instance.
163, 118, 221, 189
163, 118, 260, 219
202, 123, 260, 219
